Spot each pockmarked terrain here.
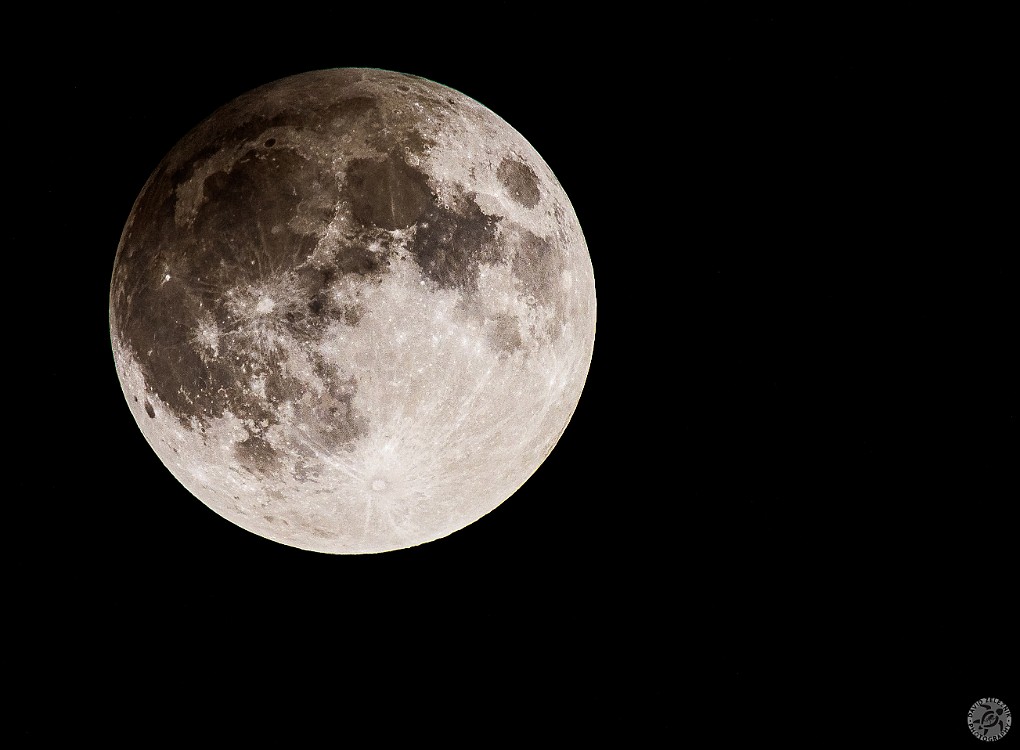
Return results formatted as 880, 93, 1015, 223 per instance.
110, 69, 596, 553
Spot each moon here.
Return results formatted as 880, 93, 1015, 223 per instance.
109, 68, 596, 554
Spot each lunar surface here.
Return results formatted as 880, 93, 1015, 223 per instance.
109, 68, 596, 554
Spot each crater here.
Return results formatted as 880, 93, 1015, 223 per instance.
497, 157, 540, 208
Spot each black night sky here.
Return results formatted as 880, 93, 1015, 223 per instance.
9, 10, 1015, 744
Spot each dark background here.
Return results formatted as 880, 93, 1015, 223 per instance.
9, 9, 1014, 744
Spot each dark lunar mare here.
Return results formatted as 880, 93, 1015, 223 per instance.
111, 69, 576, 480
109, 69, 595, 553
113, 138, 344, 439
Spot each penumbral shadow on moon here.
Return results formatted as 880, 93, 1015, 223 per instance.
109, 68, 596, 554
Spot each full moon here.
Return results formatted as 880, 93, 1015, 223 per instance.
109, 69, 596, 554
